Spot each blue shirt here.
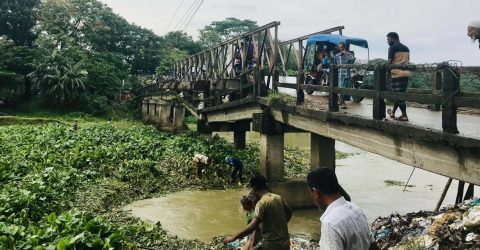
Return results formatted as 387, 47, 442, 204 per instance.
226, 158, 243, 170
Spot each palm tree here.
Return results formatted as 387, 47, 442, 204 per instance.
28, 52, 87, 104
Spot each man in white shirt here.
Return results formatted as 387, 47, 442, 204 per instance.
192, 153, 211, 178
307, 167, 379, 250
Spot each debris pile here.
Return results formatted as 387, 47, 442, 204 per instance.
371, 198, 480, 249
223, 235, 319, 250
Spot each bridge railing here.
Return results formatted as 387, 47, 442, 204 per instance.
172, 22, 280, 84
274, 62, 480, 134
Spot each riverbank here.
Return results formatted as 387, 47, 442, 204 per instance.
0, 117, 337, 249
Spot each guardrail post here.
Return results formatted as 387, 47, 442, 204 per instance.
253, 65, 259, 98
429, 70, 442, 111
373, 65, 386, 120
442, 66, 460, 134
328, 66, 339, 112
296, 70, 305, 105
273, 69, 279, 92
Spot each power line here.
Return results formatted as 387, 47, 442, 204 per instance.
182, 0, 204, 31
172, 0, 200, 31
163, 0, 186, 35
178, 0, 201, 31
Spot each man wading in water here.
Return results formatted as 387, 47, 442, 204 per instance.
224, 175, 292, 250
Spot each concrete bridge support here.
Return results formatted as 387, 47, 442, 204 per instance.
173, 104, 185, 132
157, 100, 172, 128
310, 133, 335, 170
196, 119, 213, 141
142, 98, 150, 122
142, 97, 187, 132
148, 99, 156, 121
259, 133, 284, 182
233, 130, 246, 149
253, 113, 314, 208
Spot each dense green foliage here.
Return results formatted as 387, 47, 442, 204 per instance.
0, 123, 242, 248
0, 120, 330, 249
0, 121, 329, 249
198, 18, 258, 49
0, 0, 260, 115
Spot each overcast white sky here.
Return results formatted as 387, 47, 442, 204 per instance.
99, 0, 480, 65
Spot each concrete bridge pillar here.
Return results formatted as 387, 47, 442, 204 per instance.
157, 99, 172, 128
234, 131, 246, 149
253, 113, 285, 182
142, 98, 150, 121
253, 112, 314, 208
310, 133, 335, 170
173, 104, 185, 132
150, 98, 161, 123
259, 133, 284, 182
148, 99, 156, 121
233, 121, 250, 149
197, 119, 213, 141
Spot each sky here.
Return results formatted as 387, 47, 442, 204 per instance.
99, 0, 480, 65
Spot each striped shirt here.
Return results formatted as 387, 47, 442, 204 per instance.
320, 197, 374, 250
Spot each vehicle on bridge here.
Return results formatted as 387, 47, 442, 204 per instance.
304, 34, 369, 102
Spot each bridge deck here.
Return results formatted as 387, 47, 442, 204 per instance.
302, 94, 480, 140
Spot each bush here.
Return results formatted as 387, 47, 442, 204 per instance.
80, 95, 109, 115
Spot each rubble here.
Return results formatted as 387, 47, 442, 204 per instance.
371, 198, 480, 249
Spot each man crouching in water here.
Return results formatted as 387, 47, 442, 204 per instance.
224, 175, 293, 250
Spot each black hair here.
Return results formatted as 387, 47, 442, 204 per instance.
249, 174, 268, 191
387, 32, 399, 40
307, 167, 341, 195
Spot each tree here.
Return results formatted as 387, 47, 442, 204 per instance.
0, 0, 41, 46
198, 18, 258, 48
0, 0, 41, 99
83, 51, 129, 98
28, 50, 87, 104
164, 31, 202, 54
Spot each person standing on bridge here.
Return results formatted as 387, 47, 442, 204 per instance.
307, 167, 379, 250
386, 32, 410, 122
467, 21, 480, 49
334, 42, 355, 108
224, 174, 293, 250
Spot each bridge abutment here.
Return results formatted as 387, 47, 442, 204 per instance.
142, 97, 185, 132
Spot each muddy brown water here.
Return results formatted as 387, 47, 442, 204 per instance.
124, 132, 479, 242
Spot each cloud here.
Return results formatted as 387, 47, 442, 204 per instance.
99, 0, 480, 65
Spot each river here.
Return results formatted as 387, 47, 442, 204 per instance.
124, 131, 478, 242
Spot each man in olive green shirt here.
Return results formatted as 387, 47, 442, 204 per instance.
224, 175, 293, 250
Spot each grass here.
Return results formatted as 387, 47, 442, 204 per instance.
0, 98, 142, 128
265, 91, 297, 106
